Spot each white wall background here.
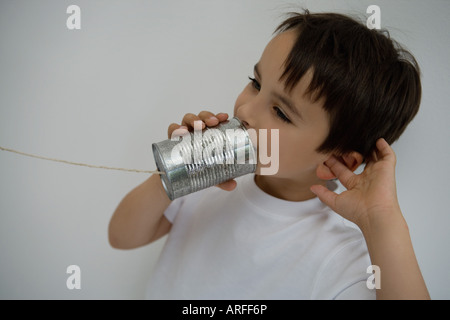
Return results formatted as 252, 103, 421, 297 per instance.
0, 0, 449, 299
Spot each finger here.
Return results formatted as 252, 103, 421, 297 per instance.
215, 112, 229, 122
375, 138, 396, 165
324, 156, 356, 189
198, 110, 219, 127
167, 123, 188, 139
181, 113, 206, 130
215, 179, 237, 191
310, 185, 338, 211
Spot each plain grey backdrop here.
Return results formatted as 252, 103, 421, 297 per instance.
0, 0, 449, 299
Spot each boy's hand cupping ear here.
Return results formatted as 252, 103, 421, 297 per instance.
311, 138, 401, 231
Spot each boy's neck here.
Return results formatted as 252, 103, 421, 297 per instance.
254, 174, 327, 202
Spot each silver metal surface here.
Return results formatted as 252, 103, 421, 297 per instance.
152, 117, 257, 200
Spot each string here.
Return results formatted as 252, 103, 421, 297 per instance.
0, 146, 164, 175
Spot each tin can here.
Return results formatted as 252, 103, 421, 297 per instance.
152, 117, 257, 200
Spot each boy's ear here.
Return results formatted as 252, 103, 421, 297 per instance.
316, 152, 364, 180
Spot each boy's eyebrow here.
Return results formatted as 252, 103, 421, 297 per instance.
253, 63, 303, 120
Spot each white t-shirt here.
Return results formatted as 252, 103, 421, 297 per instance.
146, 174, 375, 300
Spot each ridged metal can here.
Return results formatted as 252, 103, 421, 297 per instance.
152, 117, 257, 200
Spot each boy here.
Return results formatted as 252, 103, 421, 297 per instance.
109, 11, 429, 299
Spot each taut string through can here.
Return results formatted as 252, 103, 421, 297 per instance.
152, 117, 257, 200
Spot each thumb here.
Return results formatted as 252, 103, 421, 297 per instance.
310, 185, 338, 212
216, 179, 237, 191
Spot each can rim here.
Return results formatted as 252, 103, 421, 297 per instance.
152, 143, 174, 200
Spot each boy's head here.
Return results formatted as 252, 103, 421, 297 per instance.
234, 10, 421, 186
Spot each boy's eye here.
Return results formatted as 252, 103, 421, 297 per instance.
273, 106, 291, 123
247, 76, 291, 124
248, 76, 261, 91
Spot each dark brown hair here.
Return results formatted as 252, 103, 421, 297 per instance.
275, 10, 421, 159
